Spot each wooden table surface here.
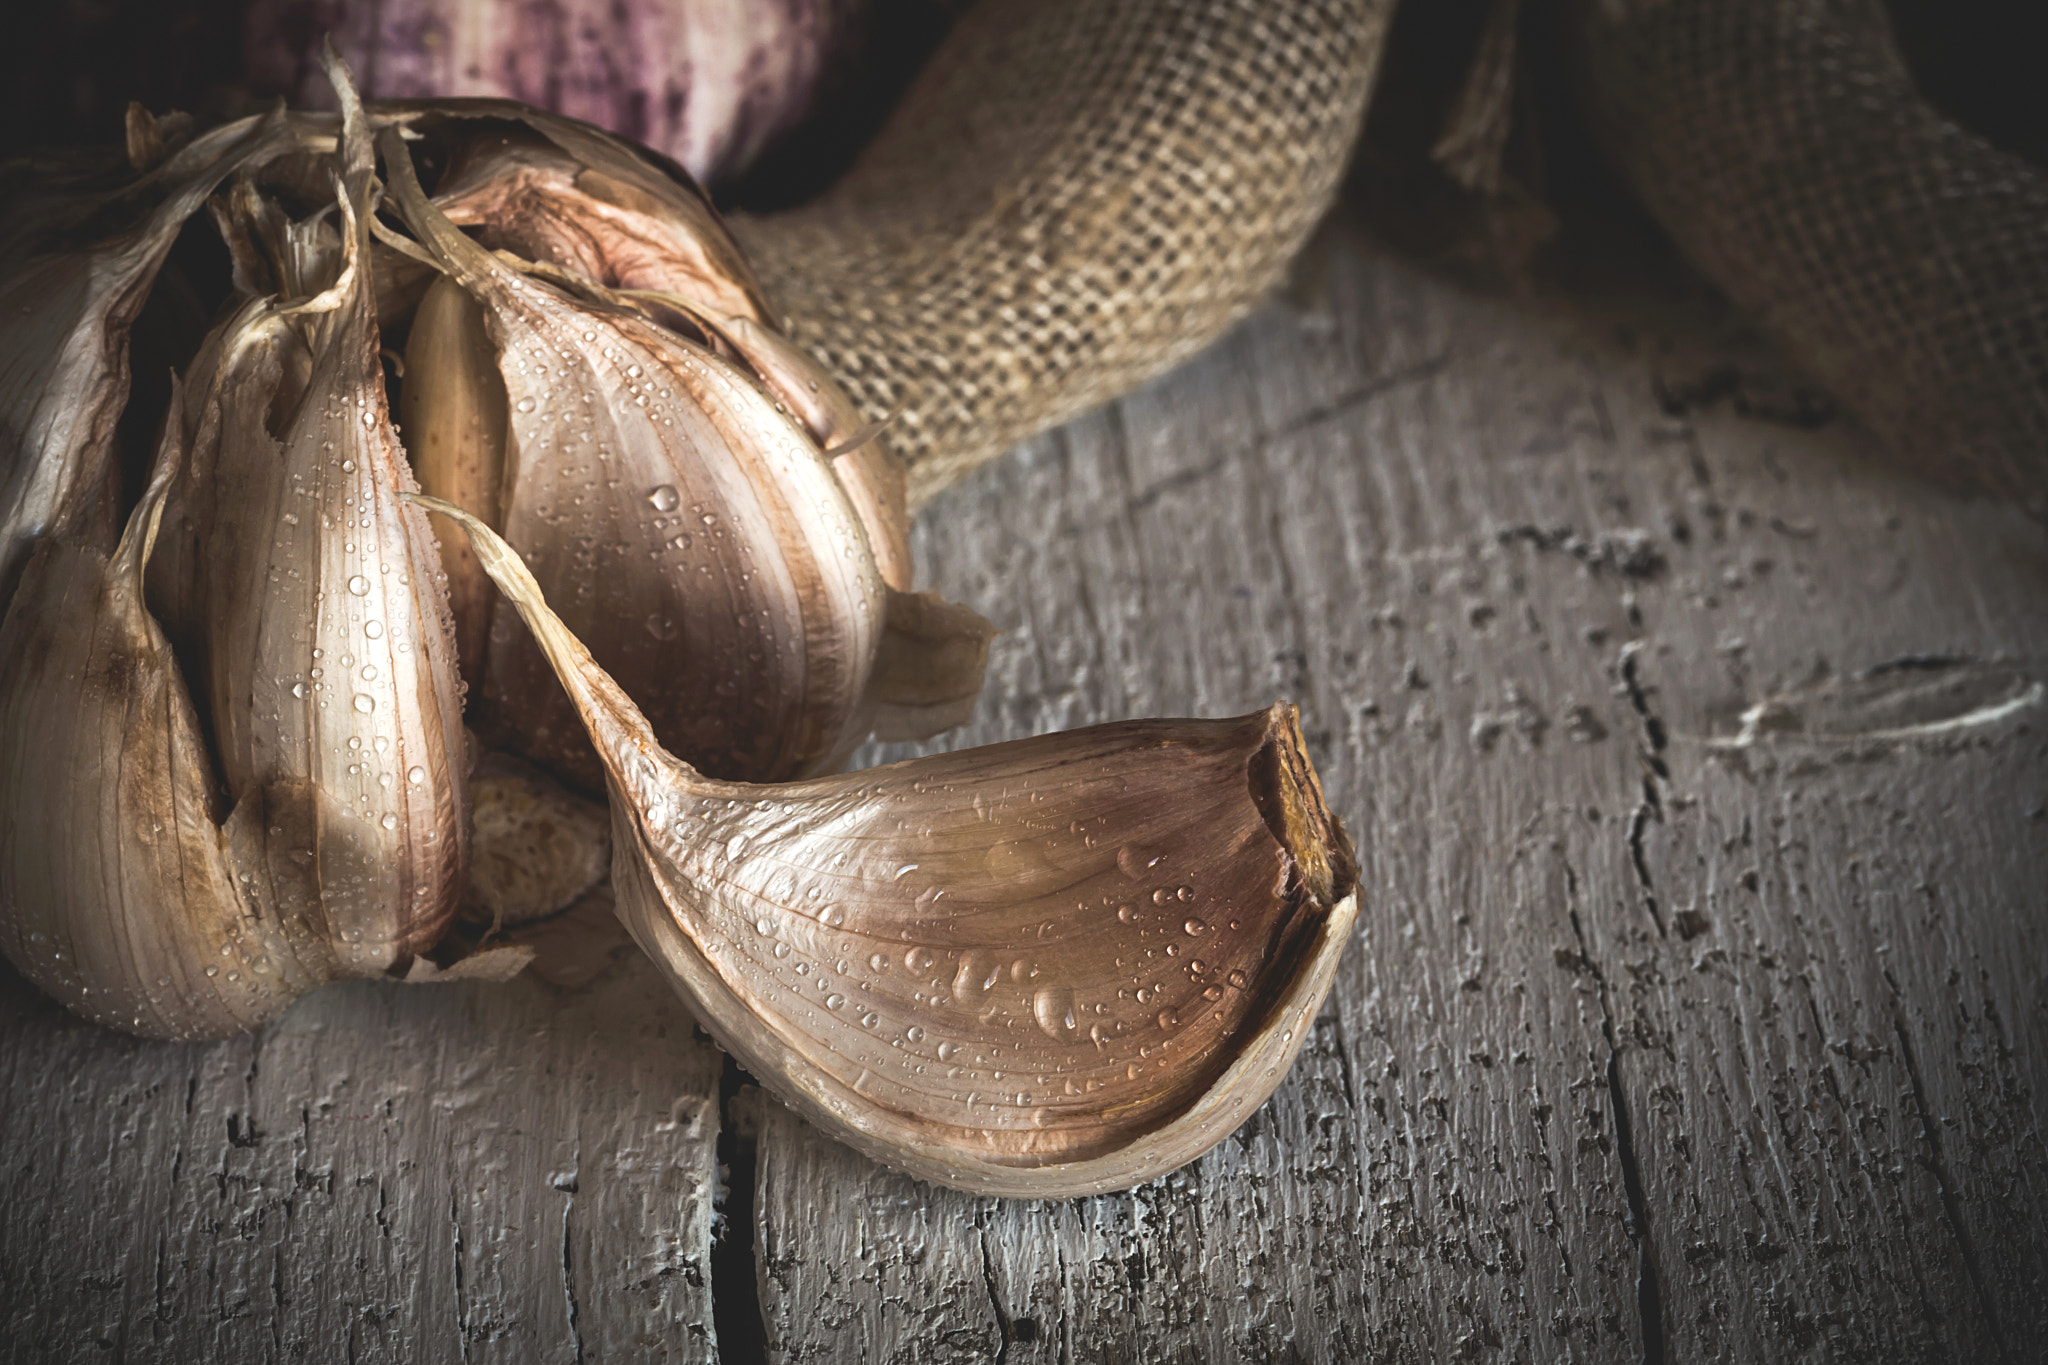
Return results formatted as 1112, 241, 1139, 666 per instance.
4, 211, 2044, 1364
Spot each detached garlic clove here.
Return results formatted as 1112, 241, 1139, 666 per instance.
148, 57, 469, 976
0, 391, 340, 1040
384, 128, 891, 787
421, 497, 1360, 1197
0, 111, 293, 609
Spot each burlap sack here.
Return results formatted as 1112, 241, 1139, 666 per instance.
731, 0, 1392, 505
1569, 0, 2048, 515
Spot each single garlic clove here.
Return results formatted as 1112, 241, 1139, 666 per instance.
0, 388, 340, 1041
147, 54, 470, 977
420, 131, 915, 593
384, 127, 892, 787
420, 496, 1361, 1198
675, 308, 914, 593
0, 110, 294, 610
401, 275, 507, 680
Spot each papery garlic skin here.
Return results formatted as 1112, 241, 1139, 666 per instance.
423, 495, 1361, 1197
427, 132, 912, 590
386, 128, 890, 787
0, 112, 292, 610
0, 403, 340, 1040
148, 67, 469, 977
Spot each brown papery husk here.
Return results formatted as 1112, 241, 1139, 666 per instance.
0, 390, 341, 1040
421, 495, 1361, 1198
424, 132, 912, 590
379, 102, 773, 322
147, 60, 469, 976
382, 125, 888, 788
0, 110, 296, 611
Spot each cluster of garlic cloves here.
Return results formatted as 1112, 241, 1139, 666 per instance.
1, 55, 1363, 1195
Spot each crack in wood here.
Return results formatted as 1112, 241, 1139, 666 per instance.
978, 1221, 1013, 1365
1893, 1016, 2009, 1361
1566, 896, 1670, 1365
560, 1145, 584, 1365
711, 1058, 768, 1365
448, 1190, 469, 1363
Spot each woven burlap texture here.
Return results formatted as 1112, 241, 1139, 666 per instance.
1572, 0, 2048, 514
731, 0, 1391, 506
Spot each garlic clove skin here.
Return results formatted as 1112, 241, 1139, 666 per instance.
0, 392, 340, 1041
393, 108, 772, 323
400, 274, 507, 681
148, 58, 470, 976
0, 111, 294, 611
678, 310, 914, 594
421, 130, 915, 591
385, 128, 891, 787
421, 495, 1361, 1197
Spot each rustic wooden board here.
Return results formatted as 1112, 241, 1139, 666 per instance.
749, 220, 2048, 1363
3, 216, 2044, 1363
0, 902, 725, 1363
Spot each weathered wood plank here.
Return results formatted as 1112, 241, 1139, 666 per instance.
0, 915, 725, 1363
4, 201, 2043, 1364
749, 219, 2047, 1362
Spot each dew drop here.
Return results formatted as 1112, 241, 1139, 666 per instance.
361, 663, 379, 681
380, 813, 399, 831
818, 905, 845, 929
1228, 969, 1249, 989
1034, 985, 1079, 1040
363, 619, 384, 638
515, 397, 537, 413
1184, 918, 1208, 937
904, 946, 935, 974
824, 993, 846, 1010
407, 766, 426, 784
647, 484, 680, 512
1158, 1007, 1181, 1031
646, 613, 679, 640
869, 953, 890, 973
346, 575, 370, 596
352, 694, 375, 714
937, 1041, 960, 1061
291, 683, 309, 699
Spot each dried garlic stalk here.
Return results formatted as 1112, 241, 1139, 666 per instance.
422, 496, 1360, 1196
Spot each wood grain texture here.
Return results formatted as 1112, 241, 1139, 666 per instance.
0, 912, 725, 1363
3, 217, 2044, 1363
757, 218, 2048, 1362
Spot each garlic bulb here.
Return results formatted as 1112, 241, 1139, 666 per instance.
245, 0, 869, 186
422, 496, 1361, 1197
379, 113, 986, 788
2, 71, 1359, 1193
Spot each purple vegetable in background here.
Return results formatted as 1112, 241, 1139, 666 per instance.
243, 0, 870, 183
